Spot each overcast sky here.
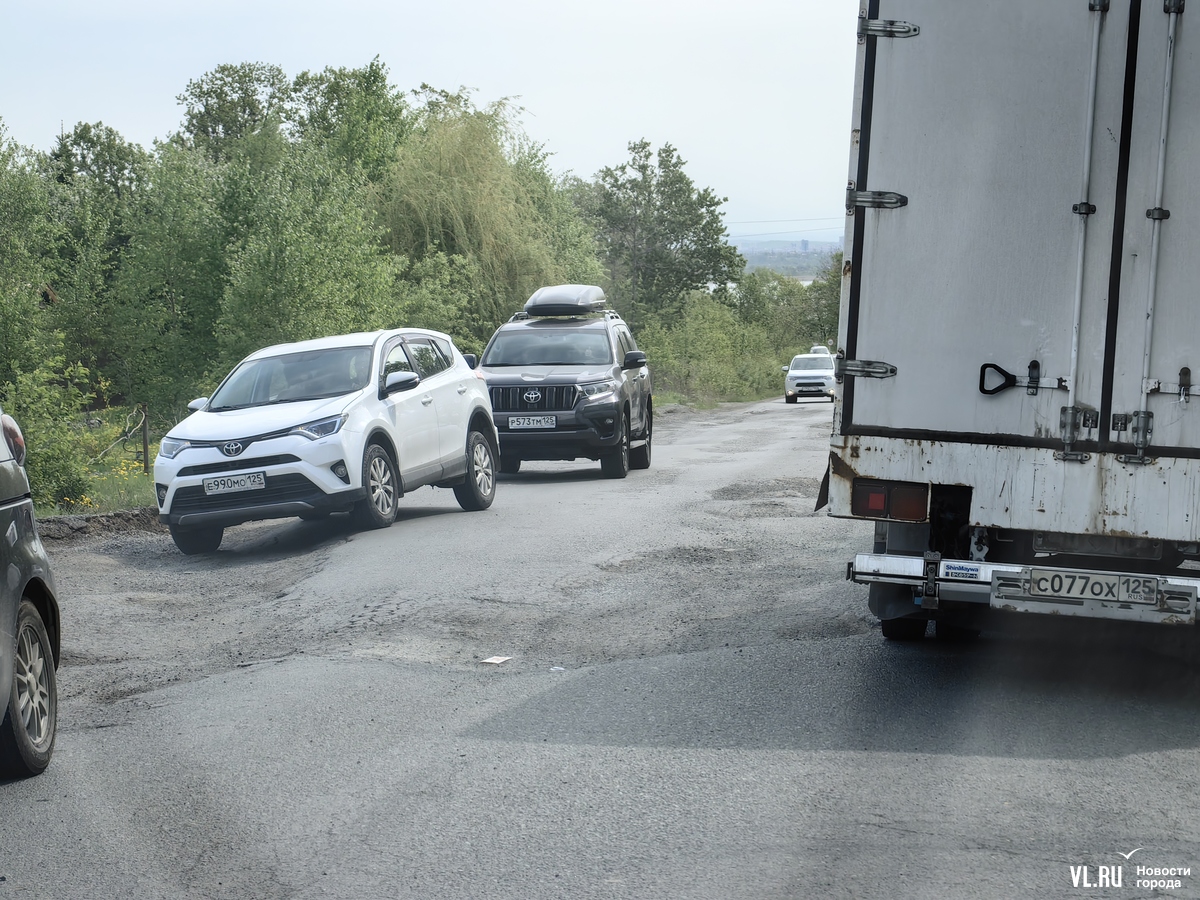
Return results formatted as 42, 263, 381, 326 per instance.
1, 0, 858, 244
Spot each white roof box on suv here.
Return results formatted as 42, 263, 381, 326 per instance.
523, 284, 607, 317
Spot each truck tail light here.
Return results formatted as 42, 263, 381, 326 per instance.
851, 479, 929, 522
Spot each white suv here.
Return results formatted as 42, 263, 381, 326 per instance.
154, 329, 498, 554
783, 353, 837, 403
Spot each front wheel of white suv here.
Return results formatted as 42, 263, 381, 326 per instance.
354, 444, 399, 529
454, 431, 497, 511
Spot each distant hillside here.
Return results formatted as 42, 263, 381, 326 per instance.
736, 239, 842, 279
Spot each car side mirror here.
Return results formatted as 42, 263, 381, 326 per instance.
781, 366, 788, 373
622, 350, 647, 370
187, 397, 208, 412
462, 353, 478, 369
383, 371, 421, 395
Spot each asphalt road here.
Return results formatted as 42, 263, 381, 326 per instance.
3, 398, 1199, 899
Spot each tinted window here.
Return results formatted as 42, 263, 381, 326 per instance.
482, 330, 613, 366
383, 343, 414, 376
406, 338, 450, 378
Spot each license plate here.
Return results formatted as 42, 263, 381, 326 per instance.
1029, 568, 1160, 605
203, 472, 266, 495
509, 416, 556, 429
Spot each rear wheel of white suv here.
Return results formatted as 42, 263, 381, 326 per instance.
354, 444, 398, 529
454, 431, 497, 511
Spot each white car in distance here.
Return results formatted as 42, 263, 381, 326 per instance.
154, 329, 498, 554
783, 352, 837, 403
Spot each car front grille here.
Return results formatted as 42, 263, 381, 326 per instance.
170, 473, 322, 514
177, 455, 302, 477
490, 385, 580, 412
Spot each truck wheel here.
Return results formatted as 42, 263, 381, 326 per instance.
353, 444, 398, 529
601, 413, 630, 479
785, 395, 797, 404
0, 600, 57, 778
453, 431, 497, 511
880, 617, 927, 641
169, 524, 224, 555
630, 408, 652, 470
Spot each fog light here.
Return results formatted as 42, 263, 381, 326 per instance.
331, 461, 350, 484
155, 483, 168, 505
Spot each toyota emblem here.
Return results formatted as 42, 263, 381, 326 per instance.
221, 441, 245, 457
523, 389, 542, 403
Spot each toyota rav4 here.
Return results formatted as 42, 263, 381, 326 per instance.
155, 328, 498, 554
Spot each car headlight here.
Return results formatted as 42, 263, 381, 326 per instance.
289, 415, 347, 440
580, 379, 619, 401
158, 436, 191, 459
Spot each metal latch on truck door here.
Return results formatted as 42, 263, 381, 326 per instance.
833, 354, 897, 383
846, 182, 908, 215
857, 14, 920, 40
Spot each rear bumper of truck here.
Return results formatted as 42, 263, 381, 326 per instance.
849, 553, 1199, 625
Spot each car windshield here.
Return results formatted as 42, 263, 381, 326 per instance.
482, 330, 613, 367
208, 346, 373, 410
791, 356, 834, 371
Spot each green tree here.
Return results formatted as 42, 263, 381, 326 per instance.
290, 58, 413, 182
176, 62, 292, 162
581, 140, 745, 324
375, 90, 601, 342
216, 143, 398, 369
803, 251, 842, 350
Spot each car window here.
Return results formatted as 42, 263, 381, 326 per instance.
482, 330, 613, 366
383, 342, 414, 377
790, 356, 835, 371
406, 338, 450, 378
432, 337, 456, 367
209, 347, 373, 409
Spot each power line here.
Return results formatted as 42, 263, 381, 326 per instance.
725, 216, 844, 225
729, 226, 845, 239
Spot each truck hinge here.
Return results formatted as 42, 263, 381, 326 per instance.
1181, 367, 1191, 403
833, 355, 897, 383
857, 15, 920, 40
846, 182, 908, 214
1090, 0, 1110, 10
1147, 207, 1171, 220
1164, 0, 1184, 14
920, 552, 940, 609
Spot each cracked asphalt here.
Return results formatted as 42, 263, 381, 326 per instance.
2, 398, 1199, 899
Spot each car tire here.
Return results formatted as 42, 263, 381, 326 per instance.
0, 600, 57, 778
880, 616, 928, 641
499, 455, 521, 475
630, 407, 652, 470
601, 413, 630, 479
785, 395, 797, 404
169, 524, 224, 555
454, 431, 497, 511
353, 444, 398, 529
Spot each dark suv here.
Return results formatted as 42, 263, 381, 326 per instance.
0, 408, 60, 779
478, 285, 652, 478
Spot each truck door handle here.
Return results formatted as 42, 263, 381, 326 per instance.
457, 385, 467, 394
421, 395, 433, 406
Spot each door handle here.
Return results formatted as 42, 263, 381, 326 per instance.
421, 395, 433, 406
457, 385, 467, 394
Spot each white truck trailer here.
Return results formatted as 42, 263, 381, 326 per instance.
826, 0, 1200, 639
